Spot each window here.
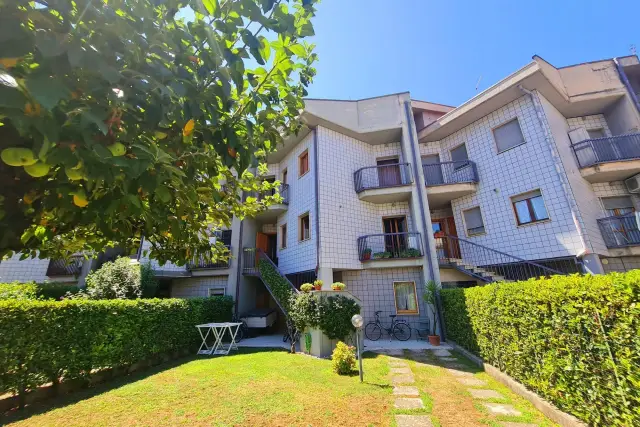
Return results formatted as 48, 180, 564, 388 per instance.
493, 118, 526, 153
450, 143, 470, 169
208, 288, 226, 297
282, 168, 288, 185
214, 230, 232, 247
587, 128, 606, 139
299, 213, 310, 241
393, 281, 419, 315
602, 196, 634, 216
280, 224, 287, 248
463, 206, 485, 236
511, 190, 550, 225
299, 150, 309, 177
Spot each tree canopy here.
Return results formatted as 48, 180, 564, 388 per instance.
0, 0, 317, 264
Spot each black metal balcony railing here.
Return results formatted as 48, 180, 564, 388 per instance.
597, 215, 640, 248
354, 163, 413, 193
187, 246, 231, 270
357, 232, 423, 261
46, 256, 84, 277
244, 184, 289, 204
422, 160, 479, 186
571, 133, 640, 168
242, 247, 258, 274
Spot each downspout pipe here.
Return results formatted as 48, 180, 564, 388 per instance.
403, 100, 445, 340
614, 57, 640, 115
313, 128, 321, 277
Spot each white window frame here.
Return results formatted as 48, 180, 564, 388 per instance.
208, 287, 226, 297
392, 281, 419, 315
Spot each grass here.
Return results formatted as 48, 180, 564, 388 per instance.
3, 348, 393, 427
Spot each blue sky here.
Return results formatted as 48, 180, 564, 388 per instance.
307, 0, 640, 106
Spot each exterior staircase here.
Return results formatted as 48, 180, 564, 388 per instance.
436, 234, 568, 283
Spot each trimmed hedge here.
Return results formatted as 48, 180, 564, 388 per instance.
441, 272, 640, 426
0, 282, 80, 301
0, 297, 232, 399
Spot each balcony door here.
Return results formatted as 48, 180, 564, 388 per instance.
377, 157, 402, 187
383, 216, 407, 257
422, 154, 444, 185
432, 217, 460, 260
602, 196, 639, 246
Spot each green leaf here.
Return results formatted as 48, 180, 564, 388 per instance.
288, 44, 306, 57
202, 0, 219, 16
0, 85, 27, 109
80, 110, 109, 135
258, 37, 271, 62
298, 22, 315, 37
34, 30, 68, 58
25, 76, 71, 110
155, 186, 172, 203
260, 0, 276, 13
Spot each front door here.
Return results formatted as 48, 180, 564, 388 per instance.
377, 158, 402, 187
383, 216, 407, 257
422, 154, 444, 185
432, 217, 460, 260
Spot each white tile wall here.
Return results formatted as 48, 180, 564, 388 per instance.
316, 126, 416, 270
434, 95, 585, 262
0, 254, 53, 282
170, 276, 229, 298
567, 115, 612, 135
275, 132, 318, 275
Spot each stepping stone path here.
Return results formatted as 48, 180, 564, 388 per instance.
387, 353, 432, 427
446, 368, 474, 377
395, 415, 433, 427
499, 423, 538, 427
438, 356, 457, 362
483, 402, 522, 416
456, 377, 487, 386
431, 349, 452, 357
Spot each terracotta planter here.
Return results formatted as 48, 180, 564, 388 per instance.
428, 335, 441, 346
314, 285, 322, 291
434, 231, 445, 239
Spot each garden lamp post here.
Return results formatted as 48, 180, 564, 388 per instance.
351, 314, 364, 383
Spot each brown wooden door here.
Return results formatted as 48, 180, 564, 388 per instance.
377, 158, 401, 187
256, 232, 268, 265
383, 216, 407, 256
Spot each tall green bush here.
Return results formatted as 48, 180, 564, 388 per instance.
441, 272, 640, 426
290, 293, 361, 340
0, 297, 232, 400
84, 258, 157, 299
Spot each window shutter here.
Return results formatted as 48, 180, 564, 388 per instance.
464, 207, 484, 229
602, 196, 634, 210
494, 119, 525, 152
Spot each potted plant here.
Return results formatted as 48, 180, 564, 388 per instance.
423, 280, 440, 346
434, 231, 445, 239
362, 248, 372, 260
313, 279, 323, 291
331, 282, 346, 291
301, 283, 313, 293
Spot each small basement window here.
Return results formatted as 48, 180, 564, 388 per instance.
209, 288, 226, 297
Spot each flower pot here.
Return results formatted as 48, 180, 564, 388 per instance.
362, 253, 371, 261
428, 335, 440, 346
434, 231, 445, 239
314, 285, 322, 291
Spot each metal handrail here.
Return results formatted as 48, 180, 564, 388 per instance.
187, 246, 231, 270
245, 183, 289, 204
422, 160, 479, 186
357, 232, 423, 261
353, 163, 413, 193
597, 214, 640, 248
571, 133, 640, 168
436, 234, 565, 281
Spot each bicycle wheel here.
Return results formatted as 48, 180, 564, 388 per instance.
364, 322, 382, 341
392, 323, 411, 341
235, 326, 244, 342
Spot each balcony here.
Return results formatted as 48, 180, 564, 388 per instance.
252, 184, 289, 220
423, 161, 479, 208
46, 256, 84, 277
571, 133, 640, 182
353, 163, 413, 203
187, 247, 231, 271
598, 215, 640, 252
357, 232, 423, 268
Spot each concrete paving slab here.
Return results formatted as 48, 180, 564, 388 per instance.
456, 377, 488, 387
431, 349, 452, 357
395, 415, 433, 427
390, 367, 412, 374
393, 386, 420, 396
394, 397, 425, 409
499, 423, 538, 427
483, 403, 522, 416
468, 389, 505, 400
446, 368, 474, 377
391, 374, 415, 385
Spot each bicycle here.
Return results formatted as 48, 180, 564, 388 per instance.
232, 314, 250, 342
364, 311, 411, 341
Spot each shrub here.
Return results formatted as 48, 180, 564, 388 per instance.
290, 292, 320, 331
258, 259, 296, 312
318, 295, 360, 340
441, 272, 640, 426
331, 282, 346, 291
331, 341, 356, 375
84, 258, 156, 299
0, 296, 232, 400
300, 283, 313, 293
0, 282, 38, 300
423, 280, 438, 335
37, 283, 80, 300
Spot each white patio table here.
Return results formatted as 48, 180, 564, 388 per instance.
195, 322, 242, 356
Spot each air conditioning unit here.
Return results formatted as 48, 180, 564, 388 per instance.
625, 174, 640, 193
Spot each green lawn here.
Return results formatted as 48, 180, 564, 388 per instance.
3, 349, 393, 427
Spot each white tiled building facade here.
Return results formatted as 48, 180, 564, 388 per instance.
3, 54, 640, 335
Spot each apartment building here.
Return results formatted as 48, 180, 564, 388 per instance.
2, 54, 640, 335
